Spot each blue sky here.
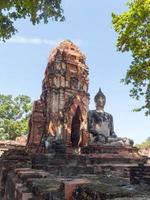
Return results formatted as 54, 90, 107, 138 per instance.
0, 0, 149, 144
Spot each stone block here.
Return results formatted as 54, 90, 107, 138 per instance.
62, 178, 90, 200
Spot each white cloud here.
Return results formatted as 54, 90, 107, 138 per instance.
7, 36, 59, 45
6, 36, 84, 46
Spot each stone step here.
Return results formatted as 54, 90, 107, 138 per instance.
3, 167, 57, 200
45, 165, 95, 176
130, 166, 150, 184
32, 153, 142, 171
15, 168, 49, 181
44, 164, 131, 177
79, 154, 142, 165
26, 177, 62, 200
81, 145, 139, 155
3, 172, 34, 200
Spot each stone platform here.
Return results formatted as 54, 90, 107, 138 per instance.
1, 144, 150, 200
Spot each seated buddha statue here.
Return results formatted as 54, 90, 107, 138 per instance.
88, 89, 133, 146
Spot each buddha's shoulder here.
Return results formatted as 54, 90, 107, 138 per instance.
88, 110, 95, 116
104, 112, 113, 118
88, 110, 113, 116
88, 110, 112, 116
88, 110, 95, 113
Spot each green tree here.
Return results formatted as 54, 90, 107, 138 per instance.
0, 94, 32, 140
136, 137, 150, 148
112, 0, 150, 115
0, 0, 64, 41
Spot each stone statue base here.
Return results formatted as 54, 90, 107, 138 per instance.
107, 137, 134, 146
81, 144, 143, 163
90, 134, 134, 147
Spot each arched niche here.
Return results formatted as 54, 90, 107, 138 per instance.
71, 106, 81, 147
63, 94, 88, 147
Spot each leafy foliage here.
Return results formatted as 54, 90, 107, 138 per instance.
136, 137, 150, 148
0, 0, 64, 41
112, 0, 150, 115
0, 94, 32, 140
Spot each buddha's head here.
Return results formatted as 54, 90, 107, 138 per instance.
94, 88, 106, 110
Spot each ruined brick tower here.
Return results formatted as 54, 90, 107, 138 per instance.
26, 40, 89, 152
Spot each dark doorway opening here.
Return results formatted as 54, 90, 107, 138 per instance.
71, 106, 81, 147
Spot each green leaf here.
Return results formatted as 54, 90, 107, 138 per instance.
112, 0, 150, 115
0, 0, 65, 41
0, 94, 32, 140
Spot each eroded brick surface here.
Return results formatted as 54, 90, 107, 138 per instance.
26, 40, 90, 153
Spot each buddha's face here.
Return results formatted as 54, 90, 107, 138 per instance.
96, 96, 106, 109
